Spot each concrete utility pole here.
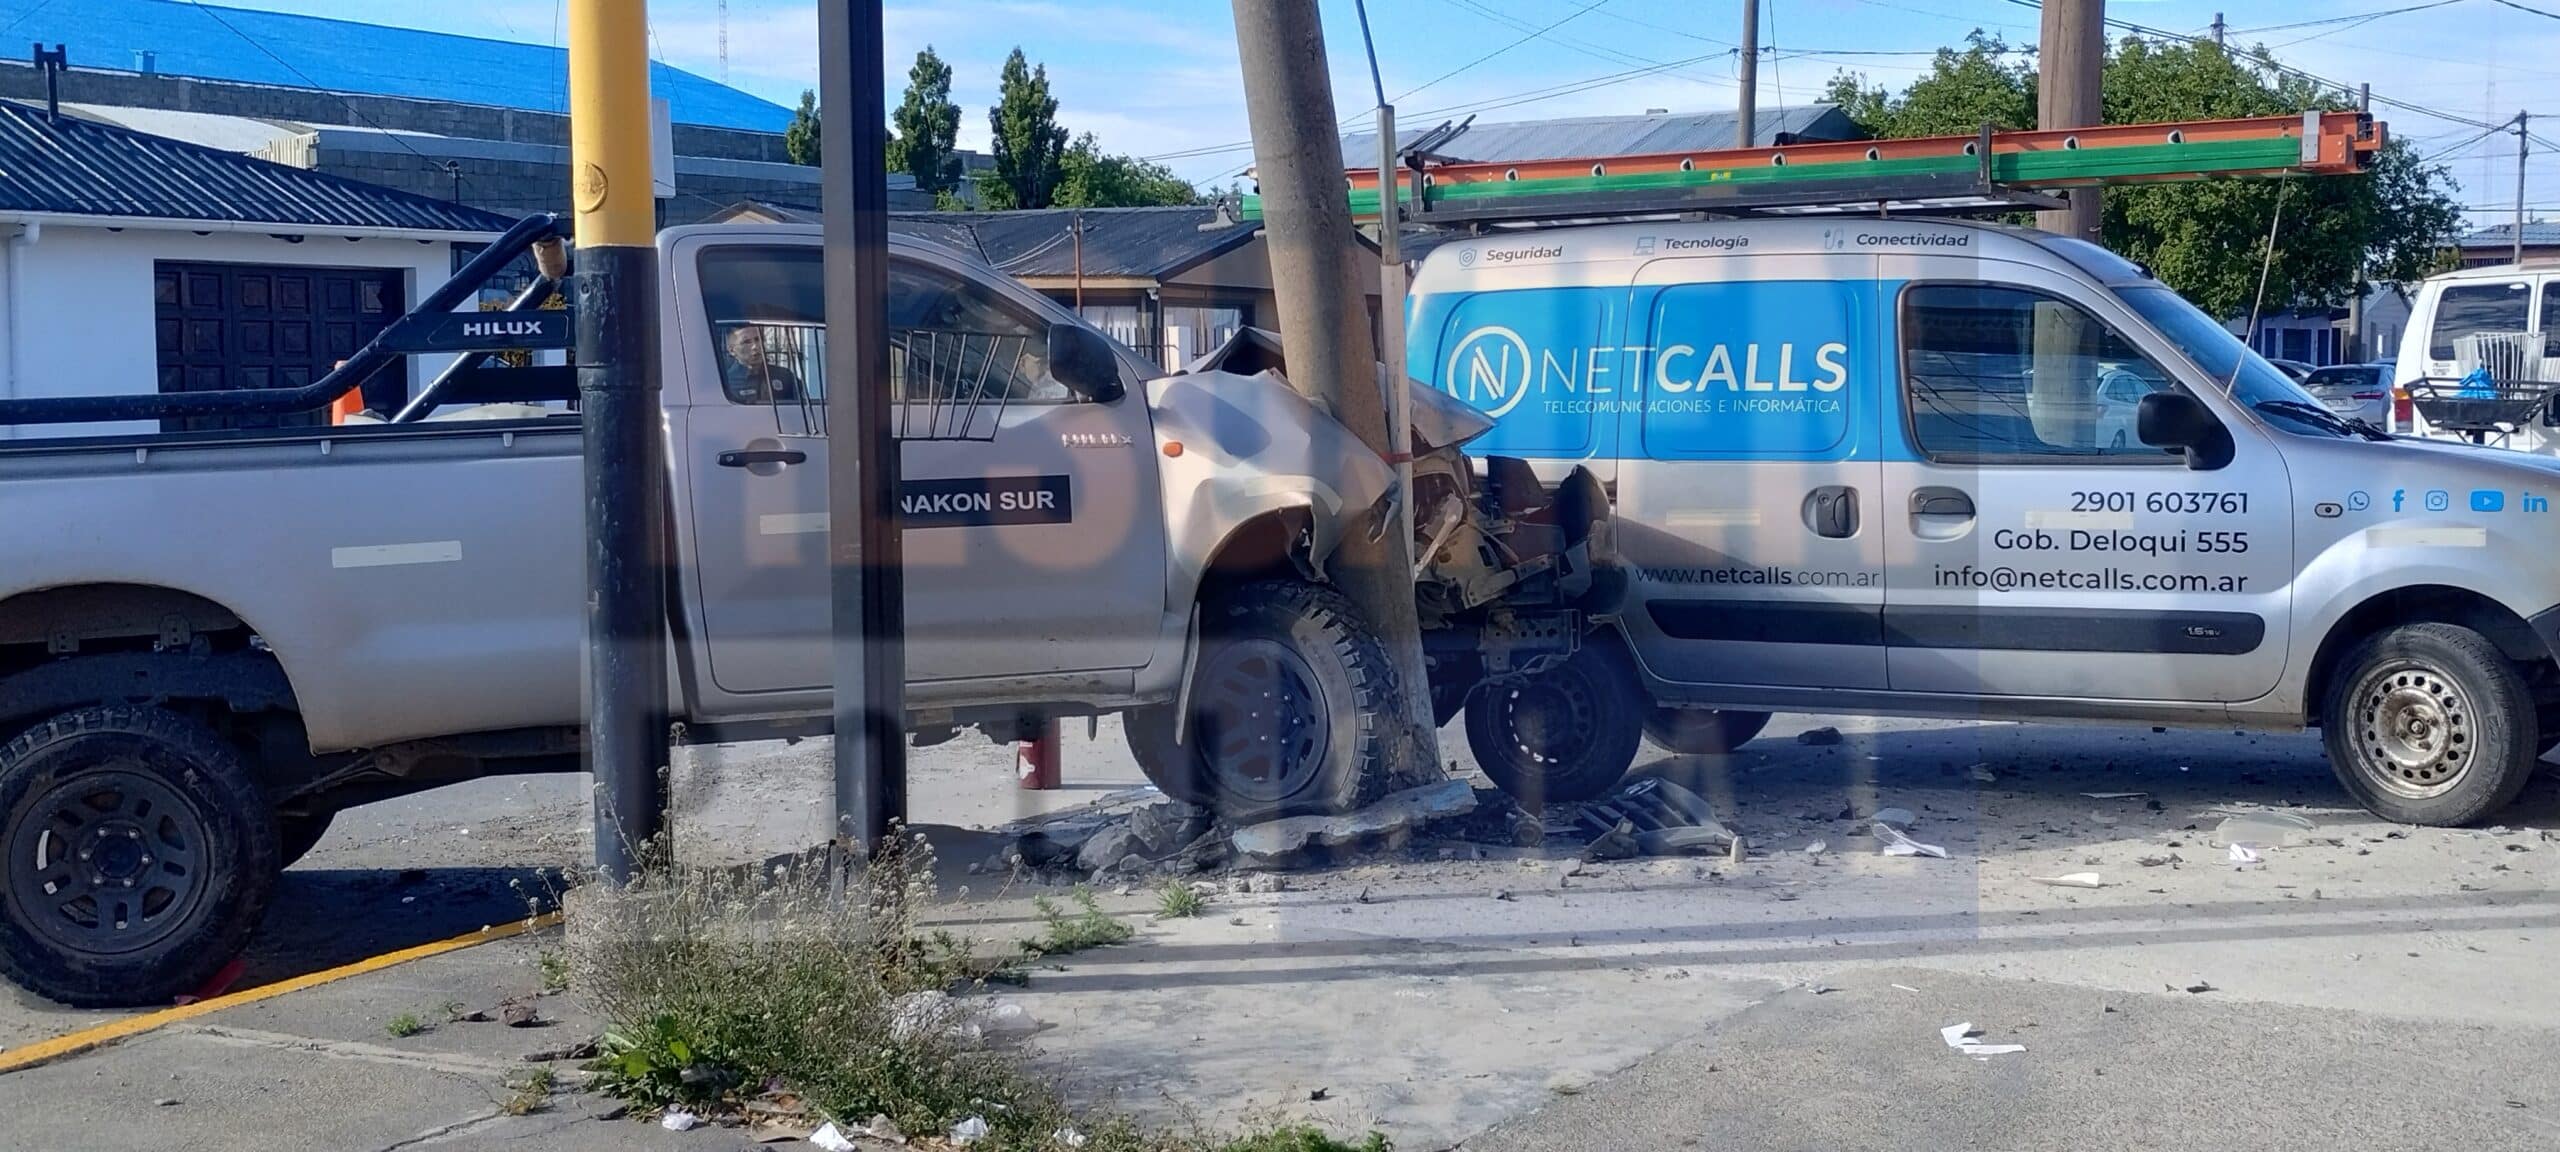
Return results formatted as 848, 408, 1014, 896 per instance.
2036, 0, 2105, 243
568, 0, 670, 882
2517, 112, 2531, 267
2211, 11, 2225, 48
1736, 0, 1759, 147
1231, 0, 1441, 786
818, 0, 906, 851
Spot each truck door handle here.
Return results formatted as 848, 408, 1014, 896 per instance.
718, 449, 807, 468
1803, 486, 1860, 538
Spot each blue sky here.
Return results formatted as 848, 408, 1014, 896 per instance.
80, 1, 2560, 225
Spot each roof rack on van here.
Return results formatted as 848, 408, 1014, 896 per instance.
1238, 111, 2382, 229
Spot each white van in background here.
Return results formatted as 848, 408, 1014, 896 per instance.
2395, 264, 2560, 453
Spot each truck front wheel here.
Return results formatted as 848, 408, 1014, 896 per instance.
2321, 623, 2539, 826
0, 706, 279, 1007
1463, 643, 1643, 808
1126, 581, 1394, 824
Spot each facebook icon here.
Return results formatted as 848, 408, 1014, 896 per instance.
2392, 489, 2406, 511
2472, 490, 2507, 512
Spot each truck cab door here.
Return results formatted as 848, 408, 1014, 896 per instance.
669, 238, 1166, 703
1878, 261, 2293, 703
1610, 254, 1890, 692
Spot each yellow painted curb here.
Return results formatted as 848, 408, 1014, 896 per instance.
0, 911, 565, 1075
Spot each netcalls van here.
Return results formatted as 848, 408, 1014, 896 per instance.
1417, 219, 2560, 826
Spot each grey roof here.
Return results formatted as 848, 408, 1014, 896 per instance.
1341, 104, 1859, 164
892, 207, 1260, 280
2458, 221, 2560, 248
0, 100, 515, 234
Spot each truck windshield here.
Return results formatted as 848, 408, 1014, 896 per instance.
2117, 286, 2378, 441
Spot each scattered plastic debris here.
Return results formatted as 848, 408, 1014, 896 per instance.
1874, 822, 1949, 859
1574, 778, 1738, 857
661, 1110, 700, 1132
2082, 791, 2147, 800
1967, 764, 1998, 784
2228, 843, 2262, 865
808, 1123, 859, 1152
1891, 983, 1921, 993
861, 1114, 907, 1144
2136, 853, 2183, 868
2184, 981, 2217, 994
1871, 807, 1918, 829
2213, 811, 2315, 849
1054, 1128, 1090, 1148
950, 1116, 992, 1146
1805, 839, 1829, 856
1940, 1022, 2026, 1056
2031, 872, 2107, 889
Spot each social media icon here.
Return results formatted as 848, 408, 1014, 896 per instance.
2528, 493, 2551, 512
2347, 490, 2370, 512
2425, 490, 2451, 512
2472, 489, 2506, 512
2392, 489, 2407, 511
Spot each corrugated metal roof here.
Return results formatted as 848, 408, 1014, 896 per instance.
900, 207, 1260, 280
0, 100, 518, 234
1341, 104, 1859, 164
2458, 221, 2560, 248
14, 0, 790, 132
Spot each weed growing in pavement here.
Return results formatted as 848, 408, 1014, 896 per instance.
569, 833, 1376, 1152
384, 1012, 426, 1039
1024, 888, 1134, 956
502, 1067, 556, 1116
536, 947, 571, 993
1155, 881, 1206, 920
1210, 1128, 1392, 1152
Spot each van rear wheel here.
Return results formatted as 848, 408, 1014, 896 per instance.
2321, 623, 2538, 826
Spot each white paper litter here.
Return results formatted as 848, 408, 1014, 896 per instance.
1940, 1021, 2027, 1057
2031, 872, 2107, 888
808, 1123, 858, 1152
1874, 822, 1949, 858
660, 1110, 700, 1132
2228, 843, 2262, 864
1891, 983, 1921, 993
2082, 791, 2147, 800
951, 1116, 992, 1146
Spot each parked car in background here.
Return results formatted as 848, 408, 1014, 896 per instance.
2267, 357, 2316, 382
2302, 362, 2394, 430
2395, 265, 2560, 454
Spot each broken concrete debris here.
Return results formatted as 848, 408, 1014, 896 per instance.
1797, 726, 1844, 746
1228, 779, 1479, 869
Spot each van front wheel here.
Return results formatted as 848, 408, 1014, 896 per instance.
1464, 643, 1643, 808
2321, 623, 2538, 826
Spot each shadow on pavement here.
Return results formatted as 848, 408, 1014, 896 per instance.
237, 866, 562, 987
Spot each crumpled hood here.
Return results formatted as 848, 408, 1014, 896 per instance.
1182, 326, 1497, 452
1146, 367, 1396, 569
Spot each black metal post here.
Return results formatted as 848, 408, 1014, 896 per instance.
818, 0, 906, 850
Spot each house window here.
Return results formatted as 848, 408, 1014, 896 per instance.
153, 261, 406, 433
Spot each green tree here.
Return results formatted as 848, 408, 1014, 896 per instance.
982, 48, 1069, 210
784, 89, 821, 166
892, 47, 964, 196
1054, 133, 1199, 207
1824, 34, 2461, 317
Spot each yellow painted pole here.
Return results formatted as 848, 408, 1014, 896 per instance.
568, 0, 670, 882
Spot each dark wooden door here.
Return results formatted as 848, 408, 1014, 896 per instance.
154, 262, 406, 433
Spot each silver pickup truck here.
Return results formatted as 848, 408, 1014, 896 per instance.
0, 220, 1620, 1006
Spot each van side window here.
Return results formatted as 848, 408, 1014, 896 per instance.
695, 247, 1071, 407
2428, 282, 2530, 361
2540, 285, 2560, 358
1900, 284, 2177, 460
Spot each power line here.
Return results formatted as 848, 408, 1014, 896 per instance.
0, 0, 58, 39
182, 1, 445, 170
1397, 0, 1615, 102
2230, 0, 2468, 35
2485, 0, 2560, 19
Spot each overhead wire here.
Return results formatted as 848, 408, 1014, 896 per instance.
182, 1, 446, 169
1397, 0, 1615, 102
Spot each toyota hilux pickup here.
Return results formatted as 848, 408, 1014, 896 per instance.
0, 216, 1618, 1006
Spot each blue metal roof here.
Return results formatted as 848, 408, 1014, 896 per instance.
7, 0, 791, 132
0, 100, 519, 234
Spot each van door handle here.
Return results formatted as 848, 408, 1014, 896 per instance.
1804, 486, 1860, 538
718, 448, 807, 468
1911, 489, 1974, 519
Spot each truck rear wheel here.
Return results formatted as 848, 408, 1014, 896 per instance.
1641, 707, 1771, 755
1463, 643, 1643, 808
0, 706, 279, 1007
1126, 581, 1393, 824
2321, 623, 2538, 827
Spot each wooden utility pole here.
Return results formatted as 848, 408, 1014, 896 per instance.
569, 0, 670, 882
1736, 0, 1759, 147
1231, 0, 1441, 787
2037, 0, 2105, 244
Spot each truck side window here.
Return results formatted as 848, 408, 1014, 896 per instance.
1901, 284, 2177, 460
695, 247, 1073, 407
2429, 282, 2530, 361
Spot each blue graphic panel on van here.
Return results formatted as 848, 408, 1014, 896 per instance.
1412, 280, 1876, 461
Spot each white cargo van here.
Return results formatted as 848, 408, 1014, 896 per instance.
2395, 264, 2560, 453
1419, 218, 2560, 826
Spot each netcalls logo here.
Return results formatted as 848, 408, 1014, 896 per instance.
1444, 326, 1849, 419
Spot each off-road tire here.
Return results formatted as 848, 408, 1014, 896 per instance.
1464, 642, 1645, 809
1640, 707, 1772, 756
276, 810, 335, 869
1125, 581, 1395, 824
2320, 623, 2538, 826
0, 706, 279, 1007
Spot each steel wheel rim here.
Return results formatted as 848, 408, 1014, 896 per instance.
1497, 664, 1600, 768
2353, 661, 2475, 799
1192, 638, 1330, 804
7, 766, 210, 956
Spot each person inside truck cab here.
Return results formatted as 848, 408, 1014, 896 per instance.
723, 323, 805, 403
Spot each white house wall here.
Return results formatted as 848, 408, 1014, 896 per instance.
0, 225, 461, 439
